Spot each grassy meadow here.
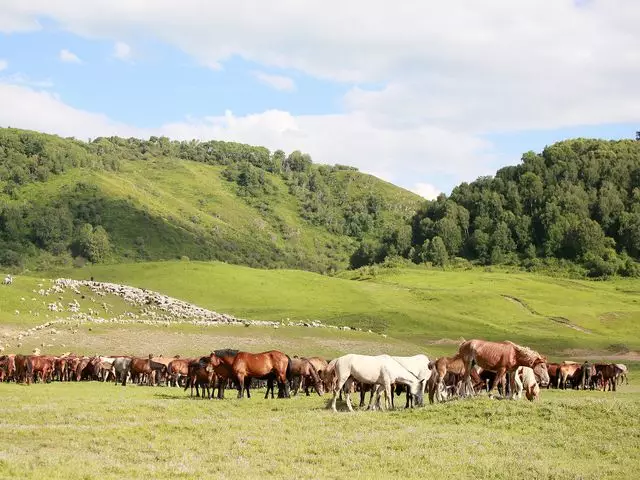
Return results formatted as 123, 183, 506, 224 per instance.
29, 260, 640, 357
0, 381, 638, 480
1, 262, 640, 479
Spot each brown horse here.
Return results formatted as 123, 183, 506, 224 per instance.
184, 357, 216, 398
14, 354, 33, 384
206, 349, 239, 399
29, 355, 55, 383
429, 355, 485, 402
231, 350, 292, 399
167, 357, 196, 387
0, 354, 16, 382
546, 363, 561, 388
306, 357, 330, 390
457, 339, 548, 397
290, 357, 324, 396
558, 362, 582, 389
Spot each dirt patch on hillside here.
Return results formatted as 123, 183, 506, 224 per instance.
548, 316, 592, 334
501, 295, 537, 315
501, 295, 592, 334
599, 311, 636, 322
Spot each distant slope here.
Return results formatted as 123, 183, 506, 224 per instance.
0, 128, 421, 272
45, 261, 640, 355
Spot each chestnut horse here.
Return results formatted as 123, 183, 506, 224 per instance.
206, 349, 239, 399
457, 339, 548, 397
231, 350, 292, 399
290, 357, 324, 396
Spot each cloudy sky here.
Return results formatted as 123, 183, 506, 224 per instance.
1, 1, 639, 199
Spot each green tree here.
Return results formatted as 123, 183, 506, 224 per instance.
428, 236, 448, 267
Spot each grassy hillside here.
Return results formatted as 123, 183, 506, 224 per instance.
0, 128, 421, 273
2, 261, 632, 357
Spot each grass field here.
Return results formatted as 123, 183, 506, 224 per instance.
0, 381, 638, 480
31, 260, 640, 356
2, 262, 640, 479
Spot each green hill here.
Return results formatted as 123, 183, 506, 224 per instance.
0, 128, 421, 273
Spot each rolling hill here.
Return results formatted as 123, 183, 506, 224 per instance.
0, 128, 421, 273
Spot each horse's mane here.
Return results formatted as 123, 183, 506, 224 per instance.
214, 349, 238, 357
505, 341, 544, 362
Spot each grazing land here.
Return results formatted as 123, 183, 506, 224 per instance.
17, 260, 640, 357
0, 381, 638, 480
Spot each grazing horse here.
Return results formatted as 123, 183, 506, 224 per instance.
231, 350, 292, 399
306, 357, 330, 390
512, 366, 540, 401
615, 363, 629, 385
184, 357, 216, 398
290, 357, 324, 396
546, 363, 561, 388
428, 355, 486, 403
0, 354, 16, 382
30, 355, 55, 383
167, 358, 196, 387
457, 339, 548, 397
595, 364, 623, 391
14, 354, 33, 384
558, 362, 582, 389
325, 354, 424, 412
113, 357, 133, 386
206, 349, 238, 399
130, 354, 168, 386
390, 354, 431, 408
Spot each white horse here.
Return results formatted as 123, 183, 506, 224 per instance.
389, 354, 431, 407
615, 363, 629, 385
326, 354, 425, 412
512, 366, 540, 401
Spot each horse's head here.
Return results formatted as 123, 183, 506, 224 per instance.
533, 362, 550, 386
526, 383, 540, 401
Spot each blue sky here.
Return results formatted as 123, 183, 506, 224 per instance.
1, 1, 639, 199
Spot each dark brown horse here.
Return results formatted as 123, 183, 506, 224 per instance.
546, 363, 561, 388
184, 357, 216, 398
0, 354, 16, 382
14, 354, 33, 384
457, 339, 548, 397
231, 350, 292, 399
206, 349, 239, 399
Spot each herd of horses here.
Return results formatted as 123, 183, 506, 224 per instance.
0, 339, 629, 411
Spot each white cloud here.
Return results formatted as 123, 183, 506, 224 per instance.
251, 71, 296, 92
1, 1, 638, 131
112, 41, 132, 61
1, 1, 639, 190
0, 59, 7, 71
0, 83, 139, 139
0, 73, 53, 88
411, 183, 441, 201
59, 49, 82, 64
0, 83, 494, 193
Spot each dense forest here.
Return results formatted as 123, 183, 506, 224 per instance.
0, 128, 419, 272
352, 138, 640, 277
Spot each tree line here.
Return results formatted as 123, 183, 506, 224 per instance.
351, 138, 640, 277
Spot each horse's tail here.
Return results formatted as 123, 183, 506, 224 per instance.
25, 356, 33, 383
286, 355, 292, 382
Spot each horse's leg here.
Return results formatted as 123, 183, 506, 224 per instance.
488, 368, 506, 397
359, 386, 366, 408
236, 374, 245, 398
